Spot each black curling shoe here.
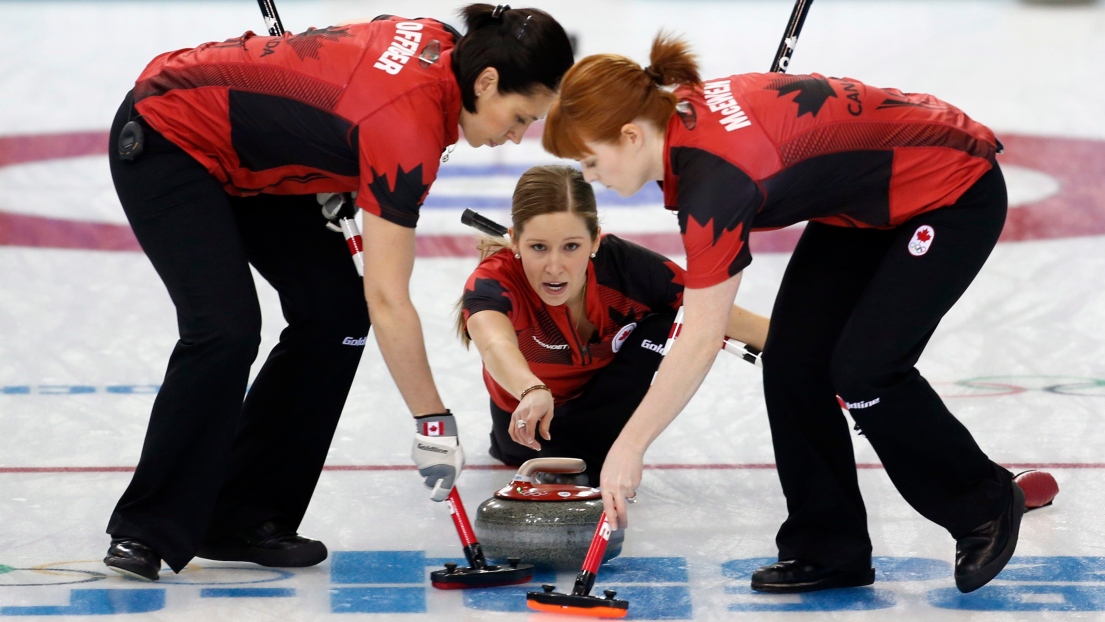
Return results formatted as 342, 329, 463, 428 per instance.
197, 520, 328, 568
751, 559, 875, 593
104, 538, 162, 581
954, 481, 1025, 593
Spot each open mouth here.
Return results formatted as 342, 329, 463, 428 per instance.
542, 282, 567, 295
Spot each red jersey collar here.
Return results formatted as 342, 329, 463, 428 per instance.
440, 49, 461, 148
662, 108, 681, 212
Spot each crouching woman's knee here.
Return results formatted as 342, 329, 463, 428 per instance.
828, 349, 896, 408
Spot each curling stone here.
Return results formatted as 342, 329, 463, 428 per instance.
474, 458, 624, 570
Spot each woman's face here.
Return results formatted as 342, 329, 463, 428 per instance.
512, 212, 600, 308
459, 68, 555, 148
578, 134, 653, 197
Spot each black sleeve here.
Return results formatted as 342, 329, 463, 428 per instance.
462, 276, 514, 318
593, 235, 684, 312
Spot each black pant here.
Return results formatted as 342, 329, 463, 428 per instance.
761, 164, 1012, 572
489, 313, 674, 487
105, 93, 369, 572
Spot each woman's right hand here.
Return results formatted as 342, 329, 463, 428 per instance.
599, 439, 644, 530
509, 386, 554, 450
465, 310, 556, 450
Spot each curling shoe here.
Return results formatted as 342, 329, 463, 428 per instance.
751, 559, 875, 593
197, 520, 328, 568
104, 538, 162, 581
954, 481, 1025, 593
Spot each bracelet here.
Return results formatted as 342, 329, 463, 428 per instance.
518, 384, 551, 400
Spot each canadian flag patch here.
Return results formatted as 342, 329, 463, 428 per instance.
612, 322, 637, 353
908, 225, 935, 257
423, 420, 443, 436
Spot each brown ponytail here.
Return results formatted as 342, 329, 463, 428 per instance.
543, 32, 699, 160
644, 33, 700, 87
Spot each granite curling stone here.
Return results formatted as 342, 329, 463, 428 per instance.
474, 458, 624, 571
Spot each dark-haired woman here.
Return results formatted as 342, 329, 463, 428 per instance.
458, 165, 768, 486
104, 4, 574, 581
542, 36, 1022, 595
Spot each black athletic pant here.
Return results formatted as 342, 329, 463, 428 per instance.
105, 93, 370, 572
761, 164, 1012, 572
488, 313, 674, 487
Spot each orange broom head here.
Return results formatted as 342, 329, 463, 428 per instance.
527, 599, 629, 619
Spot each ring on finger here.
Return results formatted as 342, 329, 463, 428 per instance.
516, 419, 527, 429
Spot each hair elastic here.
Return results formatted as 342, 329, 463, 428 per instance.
516, 14, 532, 40
491, 4, 509, 19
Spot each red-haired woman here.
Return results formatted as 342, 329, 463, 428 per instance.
543, 35, 1021, 595
104, 5, 573, 582
457, 165, 768, 486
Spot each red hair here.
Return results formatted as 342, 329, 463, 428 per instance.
543, 33, 701, 159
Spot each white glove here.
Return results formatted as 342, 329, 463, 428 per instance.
411, 411, 465, 502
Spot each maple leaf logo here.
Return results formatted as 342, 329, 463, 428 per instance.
908, 225, 935, 257
665, 261, 686, 289
367, 164, 430, 227
286, 26, 352, 60
768, 76, 837, 117
681, 217, 749, 279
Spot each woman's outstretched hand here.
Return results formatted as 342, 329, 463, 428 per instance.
510, 386, 554, 450
599, 440, 643, 530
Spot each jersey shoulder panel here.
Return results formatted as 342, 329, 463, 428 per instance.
135, 25, 374, 110
666, 146, 759, 288
593, 235, 684, 312
346, 20, 461, 227
733, 72, 998, 167
463, 250, 524, 320
669, 77, 784, 183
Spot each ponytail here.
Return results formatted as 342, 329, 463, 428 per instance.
453, 4, 575, 113
544, 32, 699, 160
644, 33, 700, 88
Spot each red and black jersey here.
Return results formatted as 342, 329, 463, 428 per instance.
663, 72, 999, 288
462, 234, 684, 412
132, 16, 461, 227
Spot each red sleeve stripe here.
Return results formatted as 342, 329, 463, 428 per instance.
780, 122, 996, 169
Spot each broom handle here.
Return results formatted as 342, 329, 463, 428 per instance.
570, 518, 612, 596
445, 487, 488, 569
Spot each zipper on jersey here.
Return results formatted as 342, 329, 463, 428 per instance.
563, 307, 592, 366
